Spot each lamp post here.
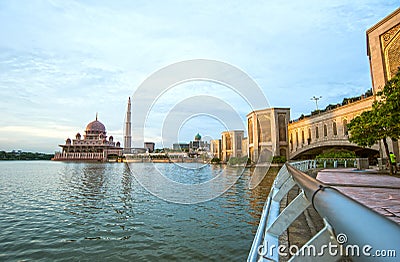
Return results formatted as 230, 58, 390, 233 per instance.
311, 96, 322, 111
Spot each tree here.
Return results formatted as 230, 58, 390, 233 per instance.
348, 69, 400, 175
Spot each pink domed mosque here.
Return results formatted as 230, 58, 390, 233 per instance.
53, 114, 122, 161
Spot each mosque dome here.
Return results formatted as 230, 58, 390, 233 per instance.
195, 133, 201, 141
86, 114, 106, 133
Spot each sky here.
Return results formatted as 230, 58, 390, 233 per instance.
0, 0, 398, 153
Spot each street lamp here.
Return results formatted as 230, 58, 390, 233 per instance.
311, 96, 322, 111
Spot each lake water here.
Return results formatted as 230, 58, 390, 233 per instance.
0, 161, 277, 261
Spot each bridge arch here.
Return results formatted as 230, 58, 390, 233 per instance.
289, 139, 379, 160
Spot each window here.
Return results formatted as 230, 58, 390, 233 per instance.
315, 126, 319, 139
278, 114, 286, 142
248, 118, 253, 143
324, 124, 328, 137
343, 119, 348, 136
290, 133, 293, 151
236, 135, 242, 150
333, 122, 337, 136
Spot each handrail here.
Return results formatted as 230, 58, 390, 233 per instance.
287, 164, 400, 261
248, 160, 400, 261
247, 191, 272, 262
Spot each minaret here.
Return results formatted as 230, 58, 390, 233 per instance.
124, 97, 132, 152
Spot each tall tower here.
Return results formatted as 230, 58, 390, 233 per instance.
124, 97, 132, 152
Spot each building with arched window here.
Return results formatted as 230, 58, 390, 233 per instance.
247, 108, 290, 163
53, 115, 122, 161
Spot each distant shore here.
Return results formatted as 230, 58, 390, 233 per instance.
0, 151, 54, 161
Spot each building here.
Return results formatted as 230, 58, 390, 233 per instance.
173, 143, 190, 151
247, 108, 290, 163
287, 97, 378, 159
173, 133, 209, 153
122, 97, 149, 155
189, 133, 209, 151
221, 130, 245, 162
124, 97, 132, 153
286, 8, 400, 161
366, 8, 400, 161
53, 114, 122, 161
144, 142, 155, 153
247, 8, 400, 163
210, 139, 222, 159
242, 137, 248, 157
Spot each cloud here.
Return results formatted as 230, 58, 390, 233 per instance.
0, 0, 398, 151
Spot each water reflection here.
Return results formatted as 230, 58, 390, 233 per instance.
247, 167, 279, 227
0, 161, 278, 261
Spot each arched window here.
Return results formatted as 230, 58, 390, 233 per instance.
226, 133, 232, 150
301, 130, 305, 145
278, 114, 286, 142
333, 121, 337, 136
290, 133, 293, 151
343, 119, 348, 136
315, 126, 319, 139
248, 118, 253, 143
324, 124, 328, 137
308, 128, 311, 144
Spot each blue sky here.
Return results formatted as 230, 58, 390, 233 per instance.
0, 0, 398, 153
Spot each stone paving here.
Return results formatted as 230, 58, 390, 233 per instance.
317, 168, 400, 224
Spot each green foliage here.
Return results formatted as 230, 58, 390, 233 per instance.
0, 151, 54, 160
348, 69, 400, 146
210, 157, 221, 164
150, 154, 168, 159
347, 109, 381, 147
228, 156, 248, 165
316, 149, 356, 159
347, 68, 400, 174
271, 156, 286, 163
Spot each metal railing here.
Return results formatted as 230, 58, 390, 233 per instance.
248, 160, 400, 261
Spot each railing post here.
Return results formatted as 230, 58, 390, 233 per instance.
266, 191, 311, 237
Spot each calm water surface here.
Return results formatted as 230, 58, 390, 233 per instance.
0, 161, 277, 261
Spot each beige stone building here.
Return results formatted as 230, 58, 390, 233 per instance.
210, 139, 222, 159
285, 8, 400, 160
288, 97, 379, 159
221, 130, 245, 162
247, 108, 290, 163
242, 138, 248, 158
367, 8, 400, 94
237, 9, 400, 163
367, 8, 400, 160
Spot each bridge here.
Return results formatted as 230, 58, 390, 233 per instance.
287, 96, 379, 159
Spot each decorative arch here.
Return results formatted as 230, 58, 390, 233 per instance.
333, 121, 338, 136
343, 118, 348, 136
382, 24, 400, 80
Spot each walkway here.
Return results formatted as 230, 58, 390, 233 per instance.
317, 168, 400, 224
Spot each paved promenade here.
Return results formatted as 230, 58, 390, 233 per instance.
316, 169, 400, 224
